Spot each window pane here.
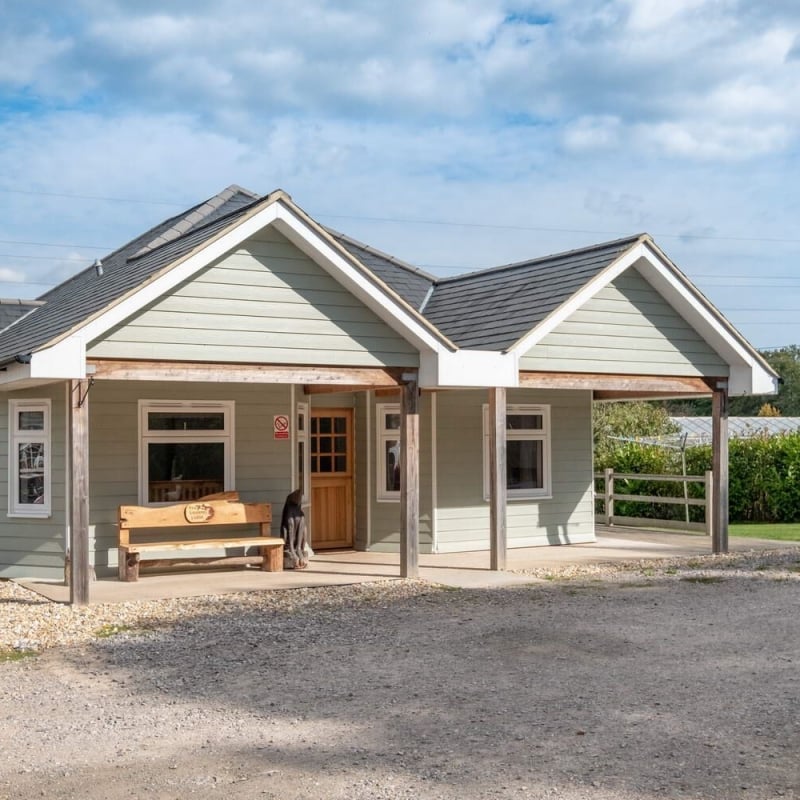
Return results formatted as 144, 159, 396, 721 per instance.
18, 410, 44, 431
148, 412, 225, 431
507, 414, 543, 431
385, 439, 401, 491
147, 442, 224, 502
507, 440, 543, 490
384, 413, 401, 431
297, 441, 305, 489
17, 443, 45, 505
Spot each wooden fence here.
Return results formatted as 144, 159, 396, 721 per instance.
594, 468, 713, 535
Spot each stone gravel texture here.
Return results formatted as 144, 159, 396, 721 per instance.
1, 548, 799, 800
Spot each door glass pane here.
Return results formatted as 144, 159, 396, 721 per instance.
334, 417, 347, 434
334, 455, 347, 472
507, 440, 543, 490
319, 417, 332, 434
319, 455, 332, 473
334, 436, 347, 453
147, 442, 225, 502
17, 443, 45, 504
320, 437, 332, 454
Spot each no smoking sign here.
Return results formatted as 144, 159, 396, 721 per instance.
273, 414, 290, 440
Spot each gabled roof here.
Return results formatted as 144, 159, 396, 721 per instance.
421, 235, 643, 350
325, 228, 436, 311
0, 186, 262, 363
0, 184, 776, 395
0, 299, 44, 332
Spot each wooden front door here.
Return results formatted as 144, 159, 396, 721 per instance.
310, 409, 354, 549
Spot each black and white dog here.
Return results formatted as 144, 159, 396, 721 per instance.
280, 488, 311, 569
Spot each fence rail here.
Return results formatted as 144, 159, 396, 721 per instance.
594, 468, 713, 535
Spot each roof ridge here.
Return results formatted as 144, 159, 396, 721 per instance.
131, 185, 260, 258
324, 227, 438, 283
436, 233, 647, 285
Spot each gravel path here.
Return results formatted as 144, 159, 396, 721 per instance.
1, 549, 799, 799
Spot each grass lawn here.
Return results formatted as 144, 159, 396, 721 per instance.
730, 523, 800, 541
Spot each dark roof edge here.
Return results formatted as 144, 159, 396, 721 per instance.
126, 187, 264, 264
437, 233, 648, 285
324, 227, 439, 284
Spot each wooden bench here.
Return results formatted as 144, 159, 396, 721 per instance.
118, 498, 282, 581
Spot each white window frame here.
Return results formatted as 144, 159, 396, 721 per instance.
376, 403, 401, 502
483, 403, 551, 501
138, 400, 234, 506
9, 399, 51, 518
295, 401, 310, 506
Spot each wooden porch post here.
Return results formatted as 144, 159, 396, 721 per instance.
711, 382, 729, 554
489, 387, 507, 571
400, 377, 419, 578
69, 379, 90, 606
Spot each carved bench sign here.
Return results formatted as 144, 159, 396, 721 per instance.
184, 503, 215, 523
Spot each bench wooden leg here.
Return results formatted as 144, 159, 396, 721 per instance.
119, 549, 140, 582
261, 544, 283, 572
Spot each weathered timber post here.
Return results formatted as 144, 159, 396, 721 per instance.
711, 382, 729, 554
69, 379, 90, 606
704, 470, 714, 538
488, 387, 507, 571
400, 376, 419, 578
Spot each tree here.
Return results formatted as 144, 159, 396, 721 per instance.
593, 401, 679, 465
666, 345, 800, 417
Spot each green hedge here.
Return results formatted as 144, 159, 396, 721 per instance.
595, 432, 800, 524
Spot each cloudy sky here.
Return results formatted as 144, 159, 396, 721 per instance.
1, 0, 799, 349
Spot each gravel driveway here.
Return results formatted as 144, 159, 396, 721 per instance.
1, 549, 799, 800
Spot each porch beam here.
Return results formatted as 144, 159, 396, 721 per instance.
88, 359, 404, 388
69, 379, 90, 606
488, 387, 507, 571
519, 371, 713, 395
711, 382, 729, 554
400, 377, 419, 578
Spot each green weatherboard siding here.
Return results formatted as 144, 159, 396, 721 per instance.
88, 228, 420, 368
520, 268, 729, 377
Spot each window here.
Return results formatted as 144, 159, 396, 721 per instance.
9, 399, 51, 517
139, 401, 233, 504
376, 403, 401, 501
483, 404, 551, 499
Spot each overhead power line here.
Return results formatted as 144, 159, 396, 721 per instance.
2, 184, 800, 245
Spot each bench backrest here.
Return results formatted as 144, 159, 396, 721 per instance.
119, 500, 272, 542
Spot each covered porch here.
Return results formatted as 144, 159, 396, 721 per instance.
25, 525, 793, 605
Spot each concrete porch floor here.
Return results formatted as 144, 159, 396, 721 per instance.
19, 526, 799, 604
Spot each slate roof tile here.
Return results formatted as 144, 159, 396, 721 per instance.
421, 235, 643, 350
0, 187, 261, 363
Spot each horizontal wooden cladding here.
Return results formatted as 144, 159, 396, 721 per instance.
519, 370, 715, 396
88, 359, 409, 388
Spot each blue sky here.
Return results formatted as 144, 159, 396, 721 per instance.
1, 0, 799, 349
